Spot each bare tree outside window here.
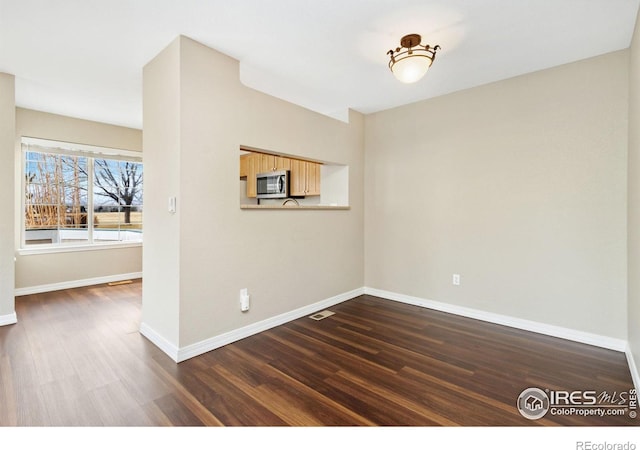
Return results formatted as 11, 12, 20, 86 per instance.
24, 152, 88, 235
93, 159, 143, 226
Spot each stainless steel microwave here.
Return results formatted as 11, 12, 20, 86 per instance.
256, 170, 289, 199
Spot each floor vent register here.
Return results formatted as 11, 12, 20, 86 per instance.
309, 310, 335, 321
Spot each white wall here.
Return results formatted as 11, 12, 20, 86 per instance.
628, 8, 640, 371
0, 73, 15, 321
14, 108, 142, 291
365, 51, 629, 340
142, 36, 364, 351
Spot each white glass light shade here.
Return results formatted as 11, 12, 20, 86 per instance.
391, 55, 431, 84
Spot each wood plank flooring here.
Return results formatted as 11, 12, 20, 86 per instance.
0, 280, 636, 426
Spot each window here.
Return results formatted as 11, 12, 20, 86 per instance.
22, 137, 143, 248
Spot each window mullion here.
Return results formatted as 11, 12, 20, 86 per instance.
21, 150, 27, 248
88, 157, 94, 244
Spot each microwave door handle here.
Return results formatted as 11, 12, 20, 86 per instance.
279, 175, 284, 194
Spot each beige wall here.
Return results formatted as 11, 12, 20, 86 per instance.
629, 9, 640, 368
365, 51, 629, 339
143, 36, 364, 349
0, 73, 15, 318
141, 37, 181, 346
14, 108, 142, 290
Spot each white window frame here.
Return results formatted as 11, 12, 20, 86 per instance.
20, 137, 143, 254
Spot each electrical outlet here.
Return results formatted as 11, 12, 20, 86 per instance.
452, 274, 461, 286
240, 288, 250, 312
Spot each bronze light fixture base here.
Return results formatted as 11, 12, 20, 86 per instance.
399, 33, 422, 50
387, 33, 441, 83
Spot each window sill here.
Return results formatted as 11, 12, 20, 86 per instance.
240, 205, 350, 210
18, 241, 142, 256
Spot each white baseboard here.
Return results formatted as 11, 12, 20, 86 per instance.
141, 285, 630, 369
626, 344, 640, 392
364, 287, 628, 352
0, 311, 17, 327
175, 287, 365, 362
139, 322, 180, 362
15, 272, 142, 296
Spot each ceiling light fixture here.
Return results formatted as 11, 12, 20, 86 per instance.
387, 34, 440, 84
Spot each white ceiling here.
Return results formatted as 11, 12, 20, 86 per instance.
1, 0, 638, 129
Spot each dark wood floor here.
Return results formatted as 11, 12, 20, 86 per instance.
0, 280, 636, 426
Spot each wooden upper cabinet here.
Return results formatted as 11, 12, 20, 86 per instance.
289, 159, 306, 196
258, 154, 291, 173
290, 159, 321, 197
259, 154, 275, 173
275, 156, 291, 172
239, 154, 250, 178
305, 161, 321, 196
245, 153, 260, 198
240, 151, 320, 198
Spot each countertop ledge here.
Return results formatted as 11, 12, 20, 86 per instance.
240, 204, 350, 210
